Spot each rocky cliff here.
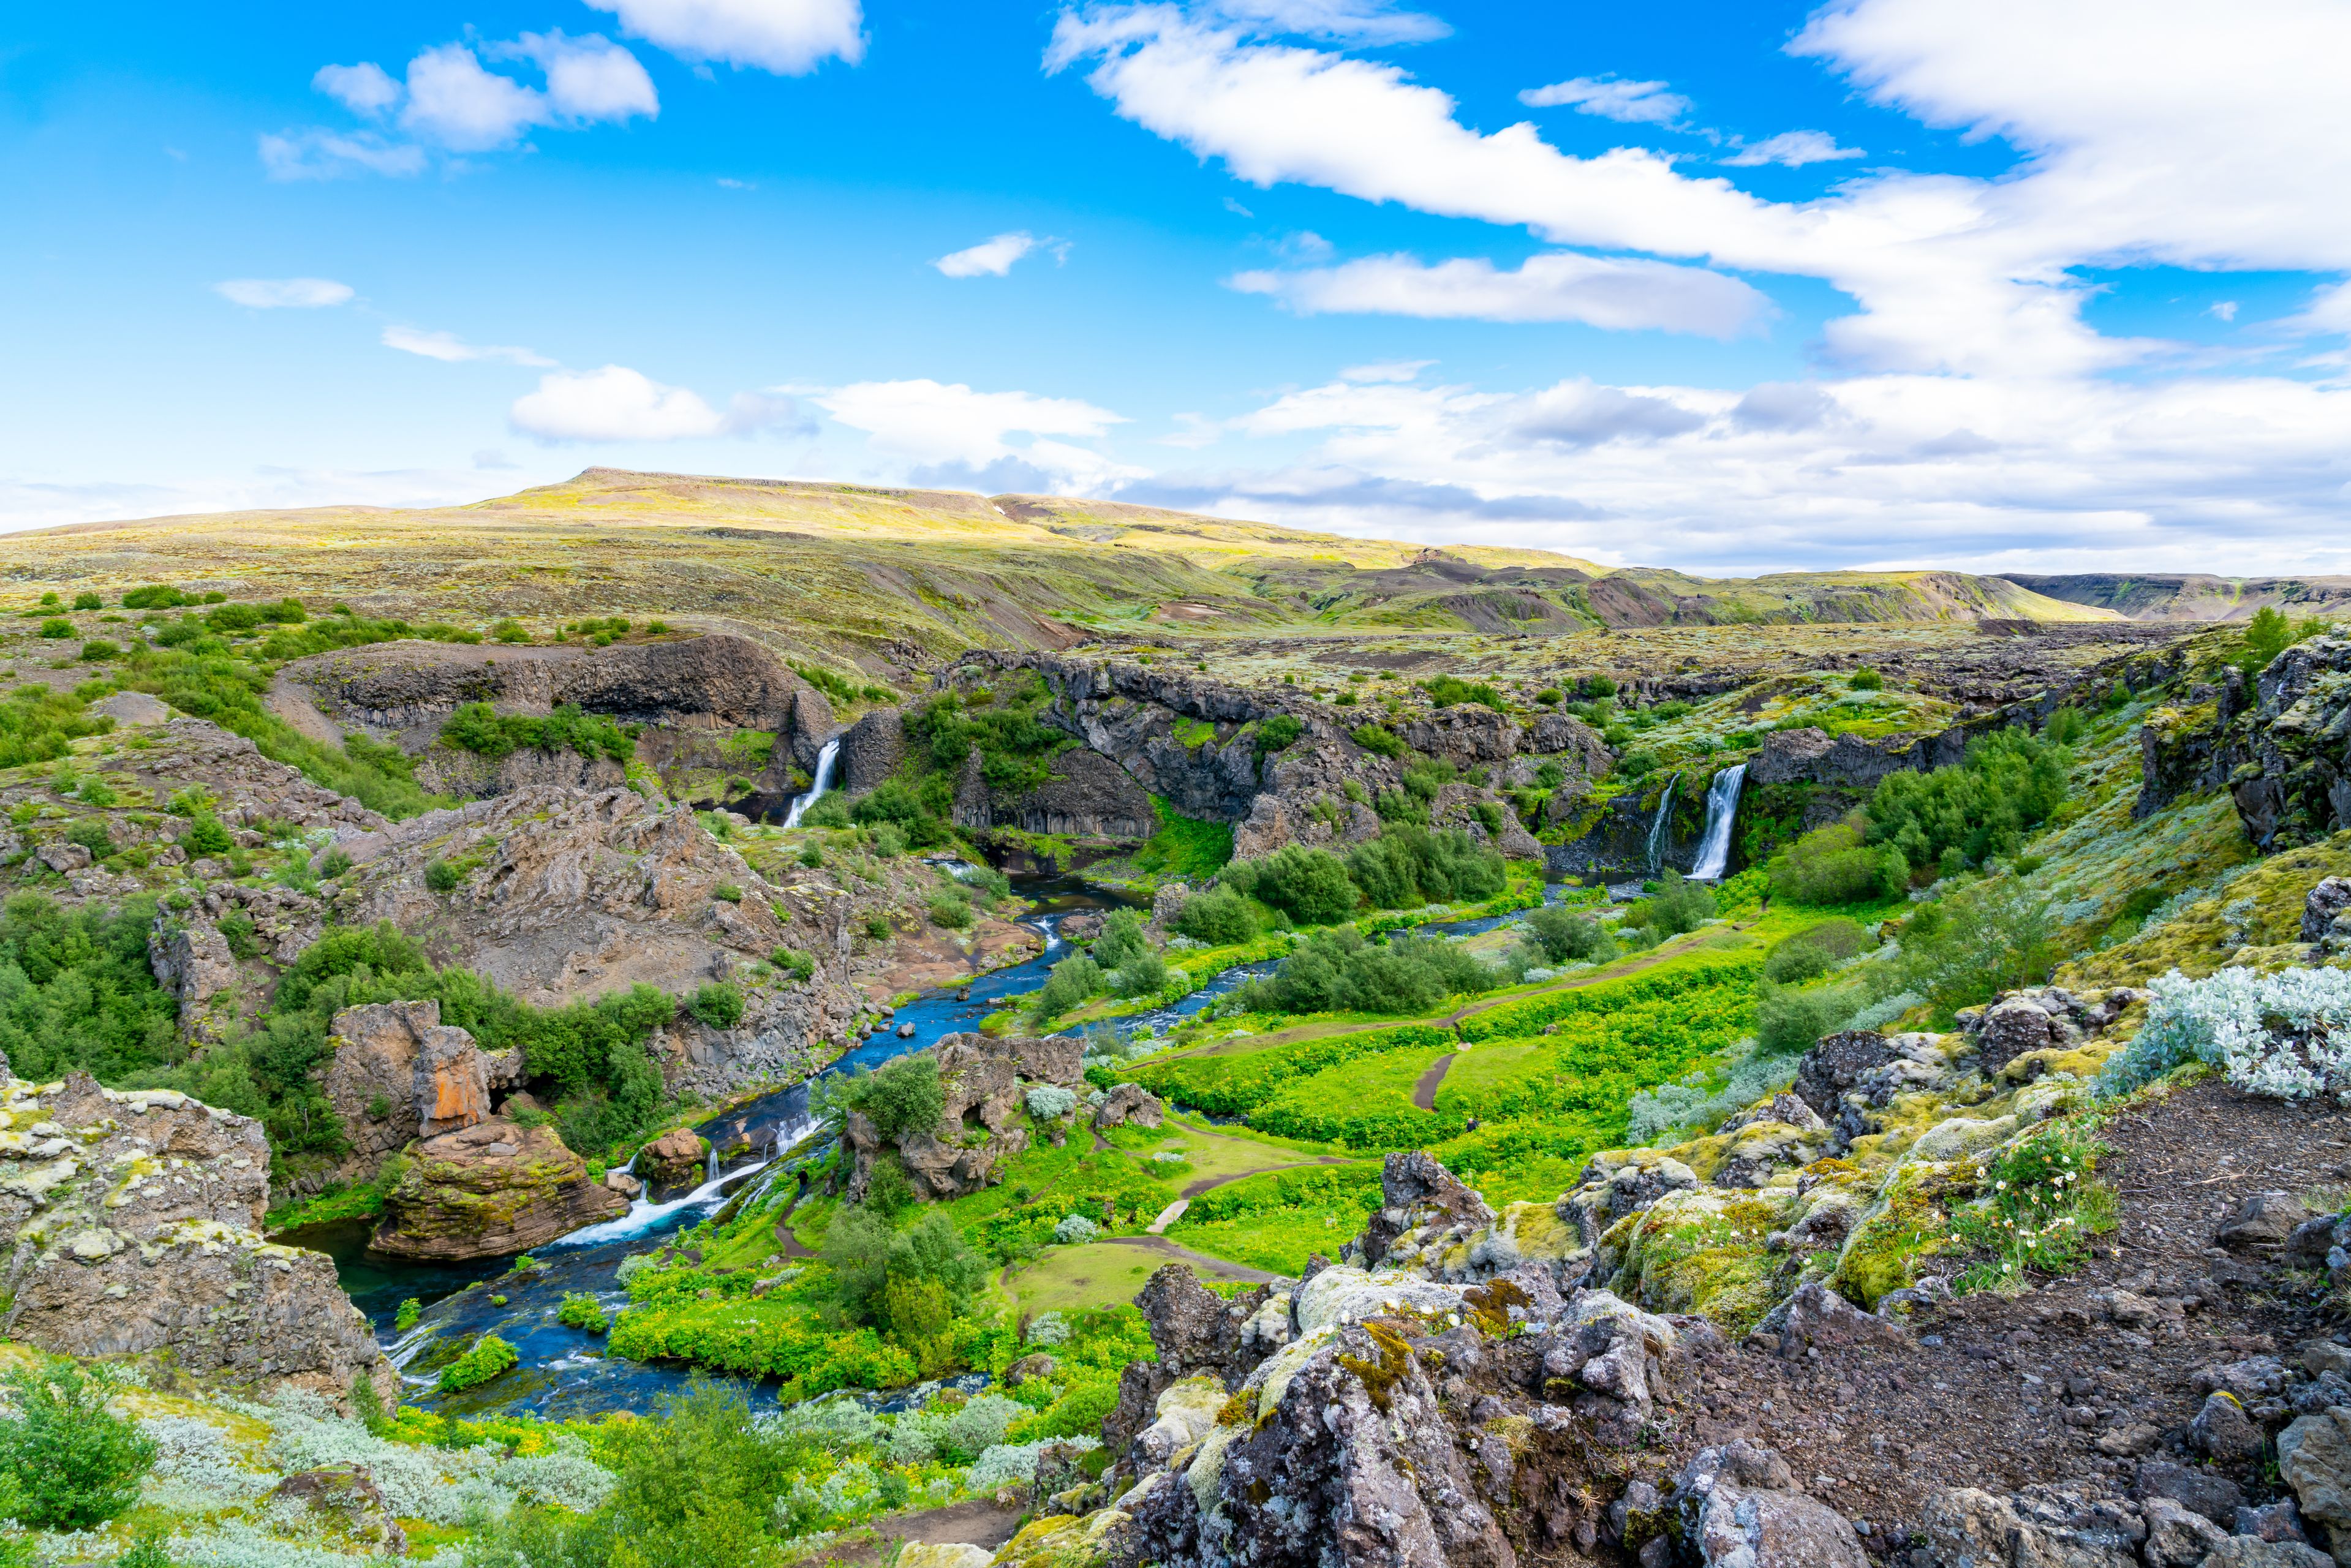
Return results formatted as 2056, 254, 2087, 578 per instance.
0, 1069, 394, 1406
2134, 635, 2351, 846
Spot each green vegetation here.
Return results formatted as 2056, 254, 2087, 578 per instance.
1948, 1121, 2115, 1292
0, 684, 111, 769
0, 1359, 157, 1528
441, 701, 638, 763
559, 1293, 611, 1332
0, 893, 181, 1081
439, 1334, 521, 1393
1130, 797, 1236, 883
907, 674, 1071, 796
1237, 926, 1495, 1016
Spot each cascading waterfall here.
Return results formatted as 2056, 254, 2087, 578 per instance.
1643, 773, 1679, 873
1688, 763, 1748, 881
705, 1145, 720, 1185
782, 736, 842, 829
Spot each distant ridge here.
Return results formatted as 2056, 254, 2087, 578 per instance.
2001, 572, 2351, 623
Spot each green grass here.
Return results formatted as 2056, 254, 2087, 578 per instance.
1002, 1243, 1187, 1315
1130, 796, 1235, 881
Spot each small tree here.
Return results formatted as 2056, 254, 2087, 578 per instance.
0, 1359, 159, 1528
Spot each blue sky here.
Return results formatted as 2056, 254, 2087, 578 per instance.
5, 0, 2350, 573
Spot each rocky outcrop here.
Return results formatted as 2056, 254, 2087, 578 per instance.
1092, 1083, 1163, 1130
414, 745, 628, 801
837, 707, 906, 796
319, 1000, 524, 1182
638, 1126, 707, 1187
148, 913, 242, 1044
957, 745, 1157, 840
334, 786, 861, 1096
280, 632, 829, 753
140, 718, 390, 836
2229, 636, 2351, 848
0, 1071, 394, 1404
370, 1117, 625, 1261
842, 1033, 1084, 1203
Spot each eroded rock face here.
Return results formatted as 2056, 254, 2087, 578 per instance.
369, 1117, 625, 1261
320, 1000, 524, 1183
1093, 1083, 1163, 1130
0, 1071, 393, 1404
837, 707, 905, 795
842, 1033, 1085, 1204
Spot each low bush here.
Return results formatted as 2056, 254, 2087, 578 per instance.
1173, 886, 1259, 946
0, 1359, 158, 1528
0, 892, 179, 1082
558, 1293, 611, 1333
687, 982, 745, 1029
1762, 918, 1871, 982
442, 701, 637, 764
1343, 826, 1503, 911
1350, 723, 1406, 758
1524, 905, 1614, 965
439, 1334, 521, 1393
1625, 871, 1716, 938
1239, 926, 1495, 1016
1029, 954, 1103, 1022
838, 1053, 945, 1140
1222, 845, 1358, 925
1770, 815, 1904, 906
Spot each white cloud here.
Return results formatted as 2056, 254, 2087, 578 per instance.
1212, 0, 1448, 45
504, 32, 660, 123
1721, 129, 1865, 167
213, 277, 355, 309
258, 129, 428, 179
1230, 251, 1770, 337
583, 0, 865, 74
1338, 359, 1432, 382
401, 43, 551, 150
510, 365, 765, 442
1517, 75, 1689, 125
313, 62, 400, 116
932, 232, 1065, 278
382, 326, 555, 366
817, 379, 1126, 469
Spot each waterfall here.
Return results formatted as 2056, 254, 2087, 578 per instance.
706, 1145, 720, 1185
1688, 763, 1748, 881
1643, 773, 1679, 873
783, 737, 842, 829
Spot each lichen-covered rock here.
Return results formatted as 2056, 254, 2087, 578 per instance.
1351, 1150, 1496, 1272
843, 1033, 1084, 1204
2280, 1406, 2351, 1535
370, 1117, 625, 1261
271, 1463, 410, 1555
1093, 1083, 1163, 1130
638, 1127, 707, 1186
147, 911, 241, 1044
0, 1070, 393, 1404
1665, 1440, 1868, 1567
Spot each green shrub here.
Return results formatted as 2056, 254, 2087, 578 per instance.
0, 1359, 158, 1528
425, 858, 462, 892
1754, 978, 1865, 1056
1898, 886, 2058, 1020
1030, 954, 1103, 1021
70, 592, 100, 612
558, 1292, 611, 1333
396, 1298, 421, 1332
1111, 949, 1169, 998
437, 1334, 519, 1393
1349, 723, 1406, 758
1223, 844, 1357, 925
37, 619, 71, 639
2238, 605, 2328, 676
1525, 905, 1613, 964
441, 701, 636, 763
1849, 668, 1884, 691
773, 948, 817, 983
1625, 871, 1716, 938
1866, 729, 2066, 880
0, 684, 109, 770
846, 1054, 945, 1140
1174, 886, 1258, 946
1422, 674, 1504, 710
688, 982, 745, 1029
122, 585, 190, 609
1343, 826, 1502, 911
78, 640, 119, 663
1252, 714, 1304, 756
1762, 918, 1871, 982
1949, 1121, 2115, 1292
1091, 908, 1150, 969
2042, 706, 2088, 745
1240, 926, 1493, 1016
927, 889, 971, 928
1770, 816, 1906, 906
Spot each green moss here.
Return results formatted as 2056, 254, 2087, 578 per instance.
1832, 1161, 1956, 1308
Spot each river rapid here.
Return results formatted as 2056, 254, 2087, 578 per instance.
284, 867, 1557, 1420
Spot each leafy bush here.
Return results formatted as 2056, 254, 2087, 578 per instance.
1240, 926, 1495, 1016
1849, 668, 1884, 691
1525, 905, 1613, 964
1625, 871, 1716, 938
1343, 826, 1503, 911
1173, 886, 1259, 946
1897, 886, 2057, 1020
1091, 908, 1151, 969
2239, 605, 2328, 676
1110, 949, 1169, 998
439, 1334, 520, 1392
1422, 674, 1504, 710
0, 684, 109, 770
1052, 1213, 1100, 1244
1350, 723, 1406, 758
687, 982, 745, 1029
2043, 706, 2088, 745
842, 1053, 945, 1140
1223, 844, 1357, 925
37, 619, 71, 639
0, 892, 179, 1082
1770, 815, 1905, 906
1754, 978, 1868, 1056
905, 677, 1072, 795
1868, 729, 2066, 880
559, 1293, 611, 1333
0, 1359, 158, 1528
181, 813, 233, 856
441, 701, 637, 763
1762, 918, 1871, 982
1030, 954, 1103, 1022
927, 888, 972, 928
1025, 1085, 1077, 1120
78, 639, 119, 662
1253, 714, 1304, 755
425, 858, 462, 892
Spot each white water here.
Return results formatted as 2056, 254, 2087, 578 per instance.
1688, 763, 1747, 881
550, 1159, 772, 1250
782, 737, 842, 829
1643, 773, 1679, 873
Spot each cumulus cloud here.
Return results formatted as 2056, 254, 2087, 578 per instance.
1212, 0, 1449, 45
382, 326, 554, 366
313, 62, 400, 116
583, 0, 866, 74
817, 379, 1125, 466
1517, 76, 1689, 125
214, 277, 355, 309
1230, 251, 1770, 337
1338, 359, 1432, 382
932, 232, 1066, 277
510, 365, 783, 442
273, 33, 655, 176
1722, 130, 1865, 167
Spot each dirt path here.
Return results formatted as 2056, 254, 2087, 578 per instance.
1664, 1076, 2350, 1532
874, 1499, 1027, 1549
1157, 923, 1753, 1061
1410, 1052, 1457, 1112
1094, 1234, 1283, 1284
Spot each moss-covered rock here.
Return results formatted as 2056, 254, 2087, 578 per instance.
370, 1115, 624, 1261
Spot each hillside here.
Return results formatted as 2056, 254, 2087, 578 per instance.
5, 470, 2118, 688
2004, 570, 2351, 622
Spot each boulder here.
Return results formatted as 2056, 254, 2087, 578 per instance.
2304, 877, 2351, 944
147, 914, 242, 1044
837, 708, 905, 796
639, 1127, 708, 1187
1094, 1083, 1164, 1130
1919, 1487, 2139, 1568
2135, 1457, 2245, 1525
0, 1071, 394, 1405
1667, 1441, 1868, 1568
370, 1118, 627, 1261
2204, 1540, 2334, 1568
1351, 1149, 1496, 1270
1792, 1030, 1894, 1117
323, 1001, 524, 1171
271, 1463, 409, 1556
2281, 1406, 2351, 1534
2218, 1191, 2314, 1249
2192, 1391, 2265, 1464
1971, 997, 2066, 1070
2140, 1496, 2228, 1567
1776, 1281, 1909, 1357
